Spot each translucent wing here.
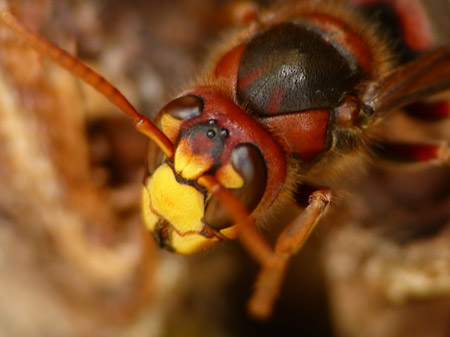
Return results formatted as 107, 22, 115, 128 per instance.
364, 46, 450, 116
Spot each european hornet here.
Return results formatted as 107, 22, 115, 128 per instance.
2, 0, 449, 319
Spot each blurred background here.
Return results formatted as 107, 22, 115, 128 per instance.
0, 0, 448, 336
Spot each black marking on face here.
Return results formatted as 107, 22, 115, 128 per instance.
180, 119, 230, 161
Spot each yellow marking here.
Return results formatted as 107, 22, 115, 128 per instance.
170, 231, 219, 254
160, 113, 182, 143
148, 164, 205, 233
141, 186, 160, 231
174, 138, 214, 180
216, 162, 244, 189
174, 139, 190, 173
220, 225, 239, 239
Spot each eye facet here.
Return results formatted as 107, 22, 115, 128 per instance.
230, 143, 267, 211
205, 143, 267, 230
161, 95, 204, 120
146, 141, 165, 175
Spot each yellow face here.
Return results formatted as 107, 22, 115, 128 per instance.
141, 111, 243, 254
142, 163, 240, 254
141, 93, 268, 254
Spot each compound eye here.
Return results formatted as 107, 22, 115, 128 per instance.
230, 143, 267, 211
146, 141, 165, 175
205, 143, 267, 230
161, 95, 204, 120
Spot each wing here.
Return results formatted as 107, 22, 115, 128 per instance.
364, 46, 450, 116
